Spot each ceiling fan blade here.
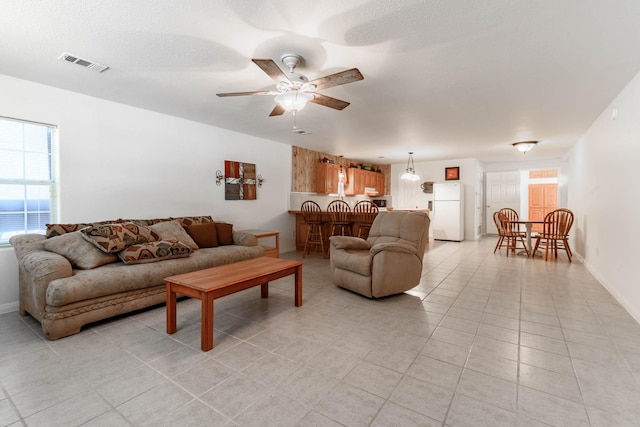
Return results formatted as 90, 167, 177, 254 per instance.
309, 94, 350, 110
269, 104, 285, 116
216, 91, 275, 97
252, 59, 290, 83
308, 68, 364, 90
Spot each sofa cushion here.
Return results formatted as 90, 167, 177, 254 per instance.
150, 220, 199, 250
117, 240, 192, 264
215, 222, 234, 246
184, 222, 218, 248
81, 223, 160, 253
43, 231, 118, 269
46, 244, 266, 307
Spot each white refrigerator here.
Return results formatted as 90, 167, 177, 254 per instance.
432, 182, 464, 241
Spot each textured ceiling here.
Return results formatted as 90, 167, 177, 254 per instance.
2, 0, 640, 164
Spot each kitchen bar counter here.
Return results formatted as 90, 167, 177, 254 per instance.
288, 209, 429, 251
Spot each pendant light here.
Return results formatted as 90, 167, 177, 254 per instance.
400, 152, 421, 181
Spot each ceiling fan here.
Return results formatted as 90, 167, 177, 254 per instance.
216, 54, 364, 117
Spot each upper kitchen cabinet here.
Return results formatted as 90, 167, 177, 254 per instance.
345, 168, 385, 195
316, 163, 341, 194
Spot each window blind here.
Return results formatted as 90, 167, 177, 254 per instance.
0, 117, 57, 245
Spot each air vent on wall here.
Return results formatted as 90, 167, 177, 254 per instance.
58, 52, 110, 73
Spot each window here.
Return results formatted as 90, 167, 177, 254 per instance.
0, 117, 57, 245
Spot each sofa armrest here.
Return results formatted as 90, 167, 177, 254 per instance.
370, 242, 417, 257
18, 250, 73, 320
233, 231, 258, 247
330, 236, 372, 250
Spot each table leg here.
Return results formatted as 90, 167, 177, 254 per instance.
166, 283, 177, 334
201, 293, 214, 351
294, 265, 302, 307
525, 223, 533, 254
261, 283, 269, 298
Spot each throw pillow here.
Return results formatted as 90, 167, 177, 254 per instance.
176, 216, 214, 227
215, 222, 234, 245
43, 231, 118, 269
149, 220, 199, 250
184, 223, 218, 248
81, 222, 160, 253
46, 223, 91, 238
117, 240, 192, 264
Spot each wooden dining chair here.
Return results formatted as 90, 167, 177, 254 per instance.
327, 199, 352, 237
494, 211, 529, 257
301, 200, 326, 257
352, 200, 378, 239
533, 208, 574, 262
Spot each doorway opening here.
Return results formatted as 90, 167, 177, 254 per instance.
485, 169, 558, 235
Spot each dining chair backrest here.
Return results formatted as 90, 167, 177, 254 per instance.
542, 208, 574, 238
327, 200, 351, 223
353, 200, 379, 222
301, 200, 323, 224
353, 200, 379, 239
498, 208, 519, 222
494, 211, 507, 235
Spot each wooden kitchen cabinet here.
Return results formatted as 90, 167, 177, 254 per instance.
316, 163, 341, 194
376, 173, 385, 195
345, 168, 385, 195
345, 168, 365, 195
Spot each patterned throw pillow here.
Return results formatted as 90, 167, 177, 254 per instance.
46, 223, 91, 238
81, 222, 160, 253
175, 216, 214, 227
117, 240, 192, 264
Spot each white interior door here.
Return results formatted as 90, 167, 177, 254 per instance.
485, 171, 520, 234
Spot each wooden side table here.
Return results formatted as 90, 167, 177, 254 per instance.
241, 230, 280, 258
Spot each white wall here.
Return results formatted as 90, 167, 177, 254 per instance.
567, 70, 640, 322
0, 74, 294, 312
483, 158, 569, 212
391, 158, 482, 240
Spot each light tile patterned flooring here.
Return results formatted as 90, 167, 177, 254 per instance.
2, 238, 640, 426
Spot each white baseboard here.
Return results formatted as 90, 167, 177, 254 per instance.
0, 301, 19, 314
583, 260, 640, 325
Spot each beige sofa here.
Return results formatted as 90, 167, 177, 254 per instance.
329, 211, 430, 298
10, 216, 264, 340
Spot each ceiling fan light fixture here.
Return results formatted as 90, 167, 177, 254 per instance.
275, 91, 313, 112
512, 140, 538, 153
401, 152, 421, 181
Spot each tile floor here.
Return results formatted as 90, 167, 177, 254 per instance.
2, 238, 640, 426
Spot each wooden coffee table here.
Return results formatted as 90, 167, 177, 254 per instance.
165, 256, 303, 351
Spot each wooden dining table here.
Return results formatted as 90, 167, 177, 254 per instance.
512, 220, 545, 256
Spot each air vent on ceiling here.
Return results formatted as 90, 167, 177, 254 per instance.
58, 52, 110, 73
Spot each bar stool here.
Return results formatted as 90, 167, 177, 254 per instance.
353, 200, 378, 239
301, 201, 325, 257
327, 200, 352, 237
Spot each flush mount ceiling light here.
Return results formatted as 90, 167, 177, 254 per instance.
512, 141, 538, 153
400, 152, 421, 181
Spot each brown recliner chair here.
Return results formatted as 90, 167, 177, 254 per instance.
329, 211, 430, 298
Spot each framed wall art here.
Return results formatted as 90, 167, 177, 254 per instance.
224, 160, 257, 200
445, 166, 460, 181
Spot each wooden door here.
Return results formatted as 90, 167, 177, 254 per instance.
485, 171, 520, 234
528, 183, 557, 232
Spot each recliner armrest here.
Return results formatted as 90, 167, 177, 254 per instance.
330, 236, 371, 250
370, 242, 417, 256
